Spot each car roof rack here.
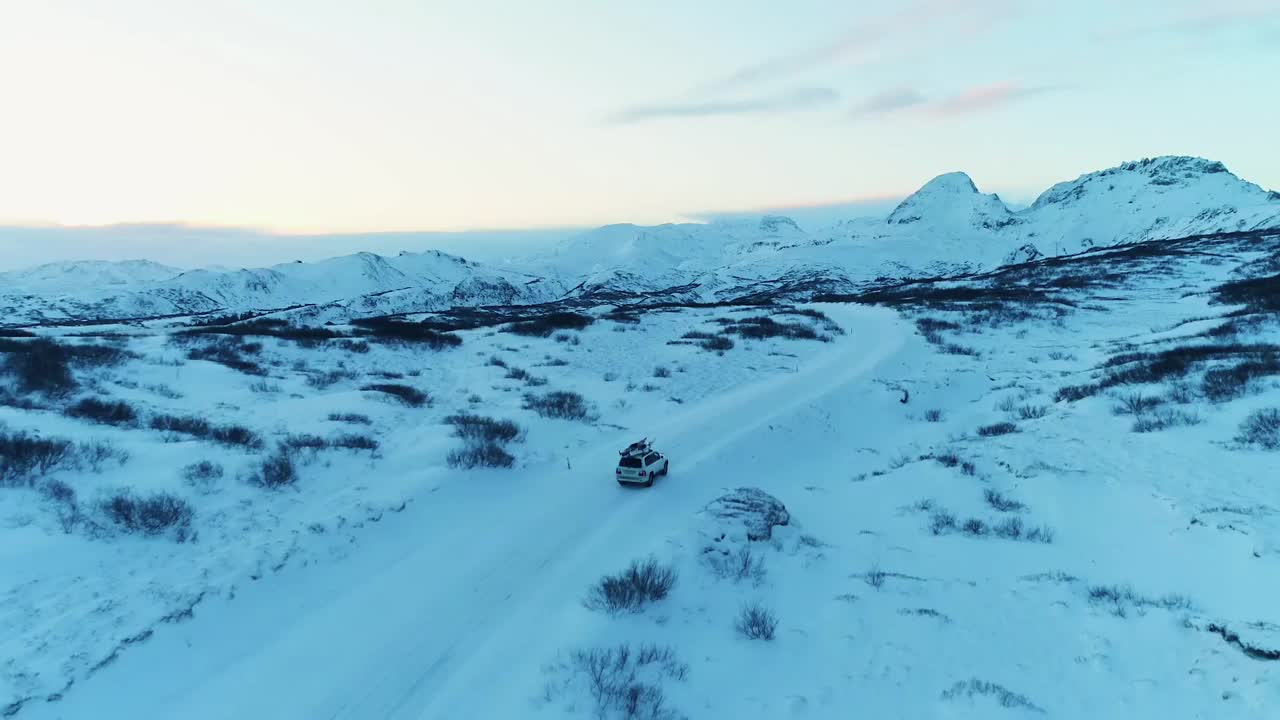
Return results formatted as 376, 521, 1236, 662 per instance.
620, 438, 653, 457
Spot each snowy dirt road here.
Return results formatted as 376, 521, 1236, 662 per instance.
26, 306, 908, 720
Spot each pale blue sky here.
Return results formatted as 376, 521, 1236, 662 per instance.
0, 0, 1276, 236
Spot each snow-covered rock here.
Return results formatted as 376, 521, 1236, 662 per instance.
700, 487, 791, 544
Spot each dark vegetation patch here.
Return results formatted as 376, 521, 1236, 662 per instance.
502, 311, 594, 338
361, 383, 430, 407
183, 318, 342, 345
719, 316, 828, 342
150, 414, 264, 449
977, 422, 1018, 437
179, 335, 266, 375
0, 328, 35, 337
351, 318, 462, 349
66, 398, 139, 426
0, 338, 135, 396
676, 331, 736, 352
328, 412, 372, 425
1056, 343, 1280, 402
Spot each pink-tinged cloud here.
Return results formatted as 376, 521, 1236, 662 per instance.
929, 82, 1054, 116
701, 0, 1018, 94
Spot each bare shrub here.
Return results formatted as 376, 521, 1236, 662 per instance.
977, 422, 1018, 437
99, 490, 194, 541
504, 366, 533, 382
1087, 584, 1194, 618
1131, 408, 1201, 433
66, 397, 139, 426
211, 424, 263, 449
704, 545, 766, 584
735, 602, 779, 641
864, 565, 887, 589
1113, 393, 1165, 416
924, 409, 944, 422
283, 434, 330, 451
960, 461, 977, 476
305, 368, 359, 390
653, 366, 671, 378
993, 516, 1025, 539
182, 460, 224, 493
983, 489, 1025, 512
361, 383, 430, 407
940, 679, 1044, 713
249, 380, 281, 393
332, 433, 380, 451
933, 452, 961, 468
40, 479, 78, 532
1016, 404, 1048, 420
961, 518, 989, 536
1237, 408, 1280, 450
1025, 525, 1055, 544
930, 511, 957, 535
556, 644, 687, 720
585, 557, 677, 614
698, 335, 734, 352
487, 355, 508, 368
0, 430, 75, 487
444, 414, 523, 444
523, 390, 596, 422
447, 441, 515, 469
328, 412, 372, 425
79, 441, 130, 472
248, 446, 299, 489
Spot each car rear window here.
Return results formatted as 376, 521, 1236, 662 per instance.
620, 457, 642, 468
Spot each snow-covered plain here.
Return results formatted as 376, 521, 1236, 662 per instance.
2, 155, 1280, 719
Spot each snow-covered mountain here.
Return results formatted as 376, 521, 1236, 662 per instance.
0, 260, 183, 294
2, 155, 1277, 326
0, 250, 563, 324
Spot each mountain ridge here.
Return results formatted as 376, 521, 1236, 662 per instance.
3, 155, 1278, 325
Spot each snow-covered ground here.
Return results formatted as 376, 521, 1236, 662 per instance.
2, 156, 1280, 719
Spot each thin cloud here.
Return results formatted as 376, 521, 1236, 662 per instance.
849, 82, 1059, 120
607, 87, 839, 125
849, 88, 929, 117
701, 0, 1018, 94
929, 82, 1056, 116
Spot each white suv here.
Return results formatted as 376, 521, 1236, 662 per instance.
616, 450, 669, 487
